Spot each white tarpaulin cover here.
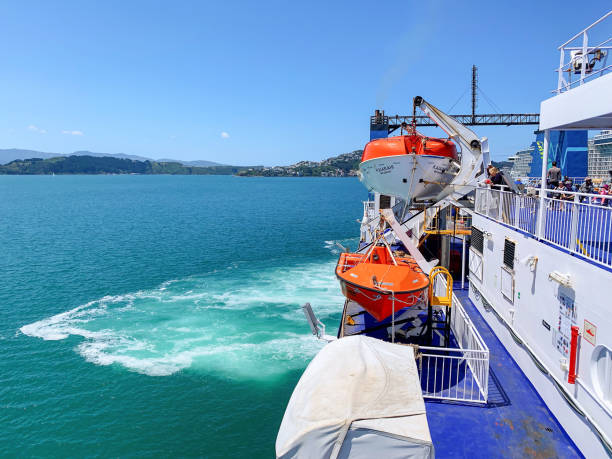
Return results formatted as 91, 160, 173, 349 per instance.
276, 335, 433, 459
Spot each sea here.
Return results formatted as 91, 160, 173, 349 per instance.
0, 175, 365, 457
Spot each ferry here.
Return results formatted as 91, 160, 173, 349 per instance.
277, 11, 612, 459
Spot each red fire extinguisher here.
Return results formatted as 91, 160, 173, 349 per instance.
568, 325, 580, 384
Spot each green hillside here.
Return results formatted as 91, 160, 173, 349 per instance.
0, 155, 254, 175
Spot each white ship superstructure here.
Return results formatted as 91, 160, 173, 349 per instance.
471, 13, 612, 458
589, 130, 612, 179
508, 146, 535, 178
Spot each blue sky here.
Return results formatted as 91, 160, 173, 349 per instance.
0, 1, 610, 165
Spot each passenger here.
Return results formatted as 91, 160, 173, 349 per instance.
579, 177, 594, 203
553, 183, 570, 210
561, 182, 574, 205
597, 184, 611, 207
547, 161, 561, 189
515, 179, 525, 193
488, 167, 505, 190
594, 184, 610, 206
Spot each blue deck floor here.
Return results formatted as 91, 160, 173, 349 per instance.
425, 289, 582, 458
340, 289, 582, 457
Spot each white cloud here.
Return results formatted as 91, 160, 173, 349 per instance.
28, 125, 47, 134
62, 130, 84, 136
220, 131, 230, 139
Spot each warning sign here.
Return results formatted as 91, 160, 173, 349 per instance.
553, 294, 577, 357
584, 320, 597, 346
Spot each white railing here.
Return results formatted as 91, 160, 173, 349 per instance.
516, 176, 588, 187
362, 200, 376, 221
418, 348, 489, 403
556, 11, 612, 94
475, 186, 612, 269
417, 277, 490, 403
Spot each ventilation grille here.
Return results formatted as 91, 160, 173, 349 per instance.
504, 239, 515, 270
471, 227, 483, 253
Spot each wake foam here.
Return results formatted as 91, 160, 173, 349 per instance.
20, 261, 342, 378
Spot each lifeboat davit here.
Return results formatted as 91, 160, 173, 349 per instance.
359, 131, 458, 201
335, 246, 429, 322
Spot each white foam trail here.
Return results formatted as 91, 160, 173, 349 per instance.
20, 260, 343, 378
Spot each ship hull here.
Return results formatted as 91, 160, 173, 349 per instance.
359, 154, 456, 201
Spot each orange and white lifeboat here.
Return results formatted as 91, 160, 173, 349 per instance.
359, 131, 458, 201
335, 246, 429, 322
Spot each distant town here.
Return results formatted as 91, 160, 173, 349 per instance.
236, 150, 362, 177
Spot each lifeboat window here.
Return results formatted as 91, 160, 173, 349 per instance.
379, 195, 391, 209
504, 239, 516, 270
471, 227, 484, 253
592, 345, 612, 407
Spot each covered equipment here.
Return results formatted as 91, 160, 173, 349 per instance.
276, 335, 434, 459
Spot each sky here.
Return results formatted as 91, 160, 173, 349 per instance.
0, 1, 610, 165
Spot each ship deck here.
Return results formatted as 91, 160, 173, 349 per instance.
339, 288, 582, 458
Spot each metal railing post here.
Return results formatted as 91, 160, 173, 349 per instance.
514, 193, 520, 228
558, 47, 565, 93
536, 130, 550, 239
569, 194, 580, 252
461, 235, 466, 290
580, 31, 588, 86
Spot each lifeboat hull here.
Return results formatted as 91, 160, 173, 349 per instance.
335, 250, 429, 322
359, 153, 455, 201
338, 279, 425, 322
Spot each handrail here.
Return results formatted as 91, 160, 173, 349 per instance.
474, 186, 612, 269
555, 11, 612, 93
558, 10, 612, 49
478, 183, 611, 200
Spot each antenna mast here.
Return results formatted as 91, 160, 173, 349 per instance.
471, 65, 478, 124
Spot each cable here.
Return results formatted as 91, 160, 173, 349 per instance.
477, 87, 503, 114
447, 87, 469, 113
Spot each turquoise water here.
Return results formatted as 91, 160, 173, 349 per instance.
0, 175, 364, 457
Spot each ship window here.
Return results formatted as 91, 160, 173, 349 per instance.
592, 345, 612, 407
379, 195, 391, 209
471, 227, 483, 253
504, 239, 515, 270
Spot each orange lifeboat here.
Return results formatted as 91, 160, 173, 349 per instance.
335, 245, 429, 322
362, 132, 458, 161
359, 131, 459, 201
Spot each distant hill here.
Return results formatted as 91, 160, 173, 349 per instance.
0, 155, 255, 175
157, 158, 222, 167
237, 150, 363, 177
0, 148, 225, 167
0, 149, 61, 163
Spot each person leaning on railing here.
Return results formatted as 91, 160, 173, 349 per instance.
560, 183, 575, 210
552, 182, 571, 210
594, 184, 611, 207
579, 178, 594, 203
